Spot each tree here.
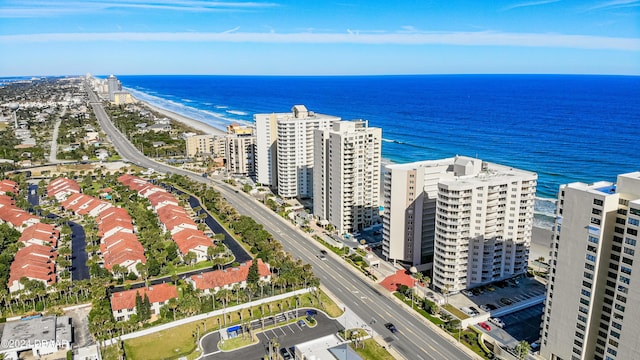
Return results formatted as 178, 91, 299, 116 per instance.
515, 340, 531, 359
247, 261, 260, 285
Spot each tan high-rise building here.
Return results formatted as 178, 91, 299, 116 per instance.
313, 120, 381, 234
541, 172, 640, 360
383, 156, 537, 291
225, 124, 256, 177
254, 105, 340, 197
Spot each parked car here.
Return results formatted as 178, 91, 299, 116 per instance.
385, 322, 398, 333
320, 250, 328, 254
318, 255, 327, 260
479, 322, 492, 331
461, 290, 473, 297
486, 303, 498, 310
489, 317, 505, 328
298, 320, 306, 327
461, 307, 477, 316
500, 297, 514, 306
469, 306, 480, 315
479, 304, 490, 312
280, 348, 292, 360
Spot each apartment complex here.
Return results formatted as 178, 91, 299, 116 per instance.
541, 172, 640, 360
225, 124, 256, 177
383, 156, 537, 292
254, 105, 340, 197
313, 120, 382, 234
185, 134, 223, 158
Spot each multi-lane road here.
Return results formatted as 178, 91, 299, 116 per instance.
86, 84, 477, 360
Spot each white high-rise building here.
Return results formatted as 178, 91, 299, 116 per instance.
254, 105, 340, 198
383, 156, 537, 292
107, 75, 121, 101
540, 172, 640, 360
313, 120, 382, 234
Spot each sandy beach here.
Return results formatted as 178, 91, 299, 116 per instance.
530, 226, 553, 262
140, 100, 226, 136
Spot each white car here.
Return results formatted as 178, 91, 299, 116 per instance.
489, 317, 505, 328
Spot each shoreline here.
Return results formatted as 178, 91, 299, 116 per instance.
134, 96, 226, 136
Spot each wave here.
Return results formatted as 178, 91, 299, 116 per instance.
181, 98, 194, 103
226, 110, 248, 116
215, 105, 228, 109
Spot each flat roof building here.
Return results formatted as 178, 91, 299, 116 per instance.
0, 316, 72, 359
383, 156, 537, 292
313, 120, 382, 234
541, 172, 640, 360
254, 105, 340, 198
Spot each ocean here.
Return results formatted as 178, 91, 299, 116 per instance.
116, 75, 640, 229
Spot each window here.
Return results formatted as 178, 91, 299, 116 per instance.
624, 247, 635, 256
589, 236, 600, 244
584, 272, 593, 280
591, 217, 602, 225
586, 254, 597, 262
628, 228, 638, 236
594, 199, 604, 206
625, 238, 637, 246
581, 289, 591, 297
622, 257, 633, 265
619, 276, 630, 284
620, 266, 632, 275
612, 322, 622, 330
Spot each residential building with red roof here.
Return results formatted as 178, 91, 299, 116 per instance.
60, 193, 112, 217
19, 223, 59, 247
187, 259, 271, 295
46, 177, 81, 201
8, 243, 58, 293
0, 201, 39, 232
172, 228, 214, 262
110, 283, 178, 321
0, 179, 18, 195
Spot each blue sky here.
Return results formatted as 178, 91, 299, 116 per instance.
0, 0, 638, 76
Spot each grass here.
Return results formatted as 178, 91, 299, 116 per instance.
122, 290, 341, 359
101, 343, 122, 360
219, 334, 258, 351
392, 292, 445, 325
350, 338, 395, 360
442, 304, 469, 320
453, 328, 492, 359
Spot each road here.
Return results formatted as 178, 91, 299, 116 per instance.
86, 83, 476, 360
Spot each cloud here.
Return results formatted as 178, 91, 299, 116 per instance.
1, 30, 638, 51
0, 0, 278, 18
502, 0, 561, 11
586, 0, 640, 11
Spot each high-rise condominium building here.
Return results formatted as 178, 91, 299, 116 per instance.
540, 172, 640, 360
107, 75, 121, 101
313, 120, 382, 234
254, 105, 340, 198
225, 124, 256, 177
383, 156, 537, 292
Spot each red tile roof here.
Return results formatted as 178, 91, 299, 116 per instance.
8, 244, 57, 286
380, 270, 417, 292
0, 203, 39, 229
46, 177, 80, 199
19, 223, 59, 247
0, 179, 18, 194
110, 283, 178, 311
190, 259, 271, 290
172, 228, 212, 255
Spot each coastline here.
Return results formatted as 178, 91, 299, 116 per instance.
136, 97, 226, 136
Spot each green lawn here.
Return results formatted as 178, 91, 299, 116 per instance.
219, 334, 258, 351
351, 339, 395, 360
122, 290, 342, 359
442, 304, 469, 320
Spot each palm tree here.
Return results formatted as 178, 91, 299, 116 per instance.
515, 340, 531, 359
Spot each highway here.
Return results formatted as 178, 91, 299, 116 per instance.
86, 83, 477, 360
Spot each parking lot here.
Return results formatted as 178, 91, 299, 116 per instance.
475, 303, 543, 349
200, 312, 343, 360
449, 276, 546, 316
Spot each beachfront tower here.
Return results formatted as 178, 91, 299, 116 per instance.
383, 156, 537, 292
540, 172, 640, 360
254, 105, 340, 198
225, 124, 256, 178
313, 120, 382, 235
107, 75, 122, 101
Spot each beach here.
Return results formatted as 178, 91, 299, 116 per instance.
140, 99, 226, 136
530, 226, 553, 263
